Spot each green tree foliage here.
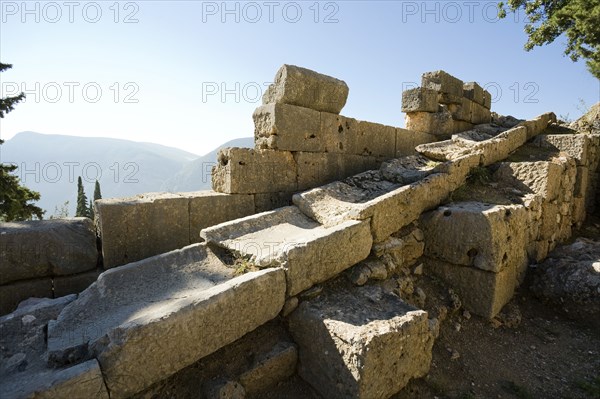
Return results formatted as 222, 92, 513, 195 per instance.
0, 62, 44, 222
0, 63, 25, 118
88, 180, 102, 219
499, 0, 600, 78
75, 176, 90, 218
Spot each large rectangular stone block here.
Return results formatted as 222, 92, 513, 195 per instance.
319, 112, 358, 153
262, 64, 349, 114
349, 120, 397, 158
477, 126, 527, 165
253, 191, 293, 213
535, 133, 590, 165
425, 257, 522, 318
494, 161, 563, 201
422, 70, 463, 97
47, 244, 285, 399
201, 206, 372, 296
401, 87, 438, 113
212, 147, 297, 194
470, 101, 492, 125
451, 97, 473, 122
253, 103, 321, 152
288, 285, 436, 399
395, 128, 438, 157
421, 202, 529, 273
0, 218, 98, 285
405, 108, 454, 137
295, 152, 345, 191
463, 82, 484, 105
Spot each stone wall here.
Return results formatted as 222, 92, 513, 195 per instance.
2, 65, 599, 399
404, 70, 492, 137
0, 218, 99, 315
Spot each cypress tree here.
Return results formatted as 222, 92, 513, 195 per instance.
75, 176, 89, 217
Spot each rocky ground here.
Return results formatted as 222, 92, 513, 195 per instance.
250, 215, 600, 399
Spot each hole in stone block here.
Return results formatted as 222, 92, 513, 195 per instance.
505, 209, 512, 217
502, 253, 508, 263
238, 161, 246, 166
443, 210, 452, 217
338, 142, 344, 150
467, 248, 478, 258
338, 125, 344, 133
309, 134, 316, 139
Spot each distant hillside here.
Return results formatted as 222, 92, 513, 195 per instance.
162, 137, 253, 192
1, 132, 251, 217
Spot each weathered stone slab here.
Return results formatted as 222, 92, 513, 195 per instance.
53, 269, 101, 298
477, 126, 527, 165
288, 285, 435, 399
451, 97, 473, 122
422, 70, 463, 97
463, 82, 484, 105
401, 87, 438, 113
395, 128, 438, 157
253, 103, 321, 152
425, 257, 521, 318
295, 151, 344, 190
415, 139, 474, 161
212, 148, 297, 194
0, 359, 109, 399
519, 112, 555, 139
47, 243, 285, 398
0, 278, 53, 316
319, 111, 359, 153
238, 342, 298, 395
0, 218, 97, 284
421, 202, 529, 273
262, 64, 349, 114
201, 206, 372, 296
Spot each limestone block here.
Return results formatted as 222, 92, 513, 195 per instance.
47, 244, 285, 399
349, 120, 396, 158
451, 97, 473, 122
238, 343, 298, 395
253, 103, 321, 152
288, 285, 435, 399
424, 257, 522, 318
262, 64, 349, 114
421, 70, 464, 97
319, 112, 359, 153
53, 269, 101, 298
438, 92, 463, 105
295, 152, 345, 191
0, 218, 97, 285
188, 191, 255, 243
0, 278, 53, 316
477, 126, 527, 165
201, 207, 372, 296
482, 90, 492, 109
96, 193, 189, 269
520, 113, 555, 139
463, 82, 484, 105
421, 202, 529, 273
573, 166, 590, 198
212, 147, 297, 194
401, 87, 438, 113
572, 196, 586, 225
253, 192, 293, 213
415, 139, 474, 161
539, 202, 560, 241
395, 128, 438, 157
470, 101, 492, 125
535, 133, 590, 166
494, 161, 564, 201
405, 106, 454, 137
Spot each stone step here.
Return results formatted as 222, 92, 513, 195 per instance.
288, 284, 437, 399
46, 243, 286, 398
294, 155, 478, 242
201, 206, 372, 297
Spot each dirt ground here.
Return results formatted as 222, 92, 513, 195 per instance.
252, 217, 600, 399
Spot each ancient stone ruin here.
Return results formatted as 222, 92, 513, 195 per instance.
1, 64, 599, 399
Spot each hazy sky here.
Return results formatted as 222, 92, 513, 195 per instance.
1, 0, 598, 156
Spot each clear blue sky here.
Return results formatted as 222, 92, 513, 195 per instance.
1, 0, 598, 156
